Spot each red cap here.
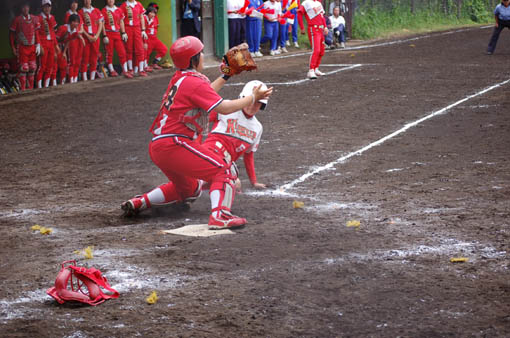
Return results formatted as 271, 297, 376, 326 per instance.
170, 36, 204, 69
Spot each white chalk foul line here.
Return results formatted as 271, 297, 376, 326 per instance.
278, 77, 510, 192
225, 64, 363, 87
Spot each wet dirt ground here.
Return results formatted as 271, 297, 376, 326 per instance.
1, 25, 509, 337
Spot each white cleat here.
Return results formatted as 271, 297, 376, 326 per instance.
294, 42, 299, 48
307, 69, 317, 79
255, 51, 264, 57
269, 50, 276, 56
285, 40, 290, 46
281, 47, 288, 53
250, 52, 256, 58
315, 68, 325, 76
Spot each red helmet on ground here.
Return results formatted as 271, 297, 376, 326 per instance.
170, 36, 204, 69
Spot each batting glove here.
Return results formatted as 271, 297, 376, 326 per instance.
141, 31, 148, 40
121, 32, 128, 42
35, 43, 41, 56
103, 36, 109, 45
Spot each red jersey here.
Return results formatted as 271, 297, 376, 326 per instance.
37, 13, 57, 42
10, 14, 40, 46
64, 10, 78, 24
56, 24, 81, 44
102, 6, 125, 32
297, 0, 326, 30
120, 1, 145, 27
144, 15, 159, 37
79, 7, 103, 35
150, 70, 223, 140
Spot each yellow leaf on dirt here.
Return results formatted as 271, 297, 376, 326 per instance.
146, 291, 158, 304
39, 227, 52, 235
83, 246, 94, 259
346, 220, 361, 227
409, 44, 416, 48
450, 257, 469, 263
292, 201, 304, 209
31, 225, 41, 231
75, 246, 94, 259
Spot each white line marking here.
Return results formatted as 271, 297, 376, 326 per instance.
278, 78, 510, 192
225, 64, 363, 87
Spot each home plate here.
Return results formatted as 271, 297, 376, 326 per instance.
160, 224, 235, 237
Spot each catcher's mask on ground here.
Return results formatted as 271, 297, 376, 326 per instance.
170, 36, 204, 69
239, 80, 268, 110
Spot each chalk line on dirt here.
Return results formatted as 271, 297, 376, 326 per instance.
224, 64, 363, 87
277, 77, 510, 192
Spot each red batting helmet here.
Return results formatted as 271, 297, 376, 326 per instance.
170, 36, 204, 69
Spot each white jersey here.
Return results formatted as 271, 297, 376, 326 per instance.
329, 15, 345, 29
209, 110, 263, 159
263, 1, 282, 21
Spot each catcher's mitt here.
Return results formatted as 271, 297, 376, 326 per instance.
220, 43, 257, 76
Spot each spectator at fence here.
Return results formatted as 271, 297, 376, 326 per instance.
227, 0, 247, 48
329, 6, 346, 48
181, 0, 201, 38
246, 0, 264, 57
260, 0, 282, 55
486, 0, 510, 55
278, 0, 290, 53
288, 0, 300, 48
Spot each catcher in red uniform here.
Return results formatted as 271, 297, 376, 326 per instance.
122, 36, 271, 230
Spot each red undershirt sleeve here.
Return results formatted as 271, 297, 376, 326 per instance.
243, 152, 257, 185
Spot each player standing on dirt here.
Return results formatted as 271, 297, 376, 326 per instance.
9, 2, 41, 91
297, 0, 327, 79
121, 36, 272, 230
204, 80, 270, 192
36, 0, 58, 89
102, 0, 131, 78
486, 0, 510, 55
120, 0, 148, 76
79, 0, 104, 81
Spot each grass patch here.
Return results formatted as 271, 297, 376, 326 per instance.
352, 2, 492, 41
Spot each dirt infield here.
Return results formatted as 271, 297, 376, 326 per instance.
1, 25, 510, 337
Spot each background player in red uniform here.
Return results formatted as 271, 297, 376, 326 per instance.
64, 0, 79, 25
56, 14, 85, 84
204, 80, 269, 194
9, 2, 41, 91
298, 0, 327, 79
120, 0, 148, 77
102, 0, 130, 78
143, 5, 168, 72
79, 0, 104, 81
36, 0, 58, 89
121, 36, 273, 230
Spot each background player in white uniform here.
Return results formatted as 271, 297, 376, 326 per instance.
204, 80, 269, 192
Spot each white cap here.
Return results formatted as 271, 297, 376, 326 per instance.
239, 80, 268, 105
42, 0, 52, 6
